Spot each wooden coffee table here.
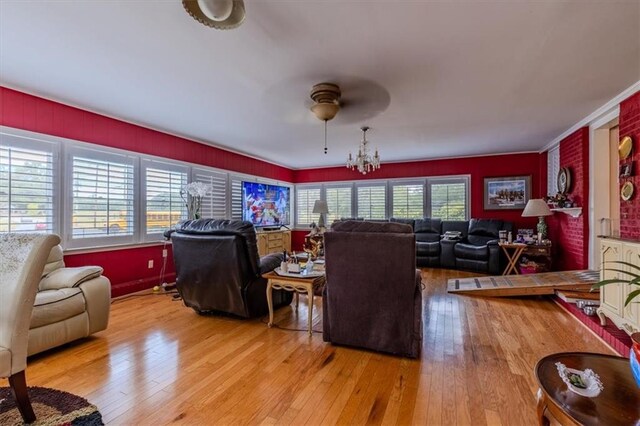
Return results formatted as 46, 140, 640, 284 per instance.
263, 270, 325, 337
535, 352, 640, 425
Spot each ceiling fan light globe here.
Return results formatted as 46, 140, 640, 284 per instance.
311, 103, 339, 122
198, 0, 233, 21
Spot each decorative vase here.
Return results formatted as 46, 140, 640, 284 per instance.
631, 333, 640, 389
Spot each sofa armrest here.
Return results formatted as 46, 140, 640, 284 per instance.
486, 239, 499, 246
39, 266, 104, 291
259, 253, 284, 275
78, 276, 111, 335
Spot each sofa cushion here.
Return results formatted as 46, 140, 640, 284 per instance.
0, 347, 10, 377
42, 244, 65, 277
454, 243, 489, 260
414, 218, 441, 234
40, 266, 103, 291
390, 218, 415, 230
31, 288, 85, 329
417, 241, 440, 256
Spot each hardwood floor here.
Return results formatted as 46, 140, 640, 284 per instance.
11, 269, 614, 425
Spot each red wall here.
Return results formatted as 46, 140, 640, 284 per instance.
619, 91, 640, 240
547, 128, 590, 270
291, 152, 547, 250
0, 86, 294, 297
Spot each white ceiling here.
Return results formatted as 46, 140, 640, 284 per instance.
1, 1, 639, 169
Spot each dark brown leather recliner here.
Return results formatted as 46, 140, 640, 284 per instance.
323, 220, 423, 358
168, 219, 293, 318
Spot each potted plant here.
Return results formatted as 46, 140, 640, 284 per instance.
592, 259, 640, 388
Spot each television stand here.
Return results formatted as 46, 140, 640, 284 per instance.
256, 228, 291, 257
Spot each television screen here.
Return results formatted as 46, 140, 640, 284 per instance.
242, 182, 291, 227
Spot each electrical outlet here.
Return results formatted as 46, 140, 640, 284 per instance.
148, 260, 154, 269
162, 249, 168, 258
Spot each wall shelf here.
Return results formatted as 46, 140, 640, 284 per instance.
551, 207, 582, 218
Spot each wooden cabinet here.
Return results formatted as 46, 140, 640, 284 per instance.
256, 229, 291, 257
597, 238, 640, 335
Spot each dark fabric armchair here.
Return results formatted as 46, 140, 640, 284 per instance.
168, 219, 293, 318
323, 220, 423, 358
453, 219, 513, 275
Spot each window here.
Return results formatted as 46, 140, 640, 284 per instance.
391, 182, 424, 219
296, 186, 321, 226
547, 145, 560, 196
193, 168, 227, 219
427, 177, 469, 220
143, 161, 188, 237
356, 184, 386, 219
230, 176, 244, 220
325, 185, 352, 224
69, 149, 135, 244
0, 137, 56, 233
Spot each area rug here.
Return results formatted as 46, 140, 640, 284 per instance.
0, 386, 103, 426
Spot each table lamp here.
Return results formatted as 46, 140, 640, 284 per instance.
312, 200, 329, 229
522, 199, 553, 240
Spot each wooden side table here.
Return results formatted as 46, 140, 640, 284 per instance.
535, 352, 640, 425
499, 242, 527, 275
263, 271, 325, 337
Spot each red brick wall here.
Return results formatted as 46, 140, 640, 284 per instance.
547, 128, 590, 270
619, 91, 640, 240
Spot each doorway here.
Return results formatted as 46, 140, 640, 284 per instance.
591, 118, 619, 269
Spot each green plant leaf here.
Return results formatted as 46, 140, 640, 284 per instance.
624, 289, 640, 307
601, 259, 640, 272
591, 279, 634, 290
599, 268, 640, 279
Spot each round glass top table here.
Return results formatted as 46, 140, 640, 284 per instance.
535, 352, 640, 425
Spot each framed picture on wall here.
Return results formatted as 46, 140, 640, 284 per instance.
484, 176, 532, 210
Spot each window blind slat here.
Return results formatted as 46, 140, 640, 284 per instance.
296, 187, 321, 226
71, 156, 135, 238
145, 167, 187, 235
0, 145, 55, 233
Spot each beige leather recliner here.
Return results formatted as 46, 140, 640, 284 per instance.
28, 245, 111, 356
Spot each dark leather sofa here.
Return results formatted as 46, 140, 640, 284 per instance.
389, 217, 513, 275
167, 219, 293, 317
323, 220, 422, 358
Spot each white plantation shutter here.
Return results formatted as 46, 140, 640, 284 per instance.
427, 177, 469, 220
325, 185, 352, 224
547, 145, 560, 196
0, 137, 56, 233
296, 186, 321, 226
69, 149, 135, 245
230, 176, 243, 220
143, 161, 188, 237
391, 182, 424, 218
356, 184, 386, 219
193, 168, 227, 219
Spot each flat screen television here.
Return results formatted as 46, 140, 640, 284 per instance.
242, 181, 291, 227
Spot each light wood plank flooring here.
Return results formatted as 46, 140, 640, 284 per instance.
10, 269, 614, 425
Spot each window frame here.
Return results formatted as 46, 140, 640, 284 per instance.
426, 175, 471, 220
323, 183, 354, 224
390, 179, 426, 219
295, 184, 322, 228
65, 145, 139, 249
0, 133, 59, 234
141, 158, 189, 242
355, 181, 388, 220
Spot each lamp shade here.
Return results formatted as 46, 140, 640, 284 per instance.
522, 199, 552, 217
312, 200, 329, 214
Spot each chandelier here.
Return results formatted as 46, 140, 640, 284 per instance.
346, 126, 381, 175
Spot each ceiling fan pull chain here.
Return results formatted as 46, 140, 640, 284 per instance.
324, 120, 328, 154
